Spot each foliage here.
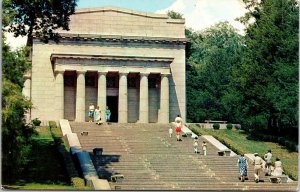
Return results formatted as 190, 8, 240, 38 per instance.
186, 0, 298, 142
2, 78, 35, 183
167, 10, 183, 19
190, 125, 298, 180
3, 0, 78, 45
3, 126, 88, 190
32, 118, 41, 126
213, 123, 220, 130
2, 38, 31, 87
71, 177, 85, 188
234, 0, 298, 135
186, 22, 245, 123
49, 121, 57, 129
2, 35, 33, 183
226, 123, 233, 130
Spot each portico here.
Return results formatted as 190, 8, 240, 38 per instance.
51, 54, 171, 123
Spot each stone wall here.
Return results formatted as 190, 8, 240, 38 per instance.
58, 7, 185, 38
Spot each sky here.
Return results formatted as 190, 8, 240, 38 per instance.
6, 0, 247, 50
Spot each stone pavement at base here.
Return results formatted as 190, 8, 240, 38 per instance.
70, 122, 298, 191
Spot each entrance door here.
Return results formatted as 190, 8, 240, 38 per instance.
107, 96, 118, 122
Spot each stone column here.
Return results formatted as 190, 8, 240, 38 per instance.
118, 72, 128, 123
138, 73, 149, 123
75, 71, 86, 122
97, 72, 107, 122
22, 74, 31, 99
158, 74, 170, 123
55, 70, 64, 120
22, 73, 31, 123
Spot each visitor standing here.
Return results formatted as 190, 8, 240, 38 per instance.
168, 127, 173, 138
202, 141, 207, 156
94, 106, 101, 125
237, 154, 248, 182
105, 106, 111, 122
272, 157, 283, 176
264, 149, 272, 176
175, 115, 182, 141
252, 153, 263, 183
193, 138, 199, 153
88, 103, 95, 122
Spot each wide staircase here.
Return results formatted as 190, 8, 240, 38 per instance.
70, 122, 298, 191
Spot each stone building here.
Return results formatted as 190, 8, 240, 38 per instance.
23, 7, 187, 123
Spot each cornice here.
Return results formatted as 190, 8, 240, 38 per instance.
51, 53, 174, 64
34, 33, 188, 45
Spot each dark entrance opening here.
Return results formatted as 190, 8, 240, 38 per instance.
107, 96, 118, 122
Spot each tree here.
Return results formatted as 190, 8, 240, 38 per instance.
186, 22, 245, 123
2, 36, 30, 87
3, 0, 78, 46
167, 10, 183, 19
236, 0, 298, 135
2, 78, 34, 183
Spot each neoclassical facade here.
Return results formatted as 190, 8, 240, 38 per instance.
23, 7, 187, 123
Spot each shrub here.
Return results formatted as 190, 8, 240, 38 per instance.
71, 177, 85, 188
234, 124, 241, 129
49, 121, 57, 129
32, 118, 41, 126
226, 123, 233, 130
213, 123, 220, 130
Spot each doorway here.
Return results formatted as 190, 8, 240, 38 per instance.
107, 96, 118, 122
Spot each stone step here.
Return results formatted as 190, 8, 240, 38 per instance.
69, 122, 298, 191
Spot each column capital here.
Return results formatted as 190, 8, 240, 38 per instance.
161, 73, 170, 77
55, 70, 65, 75
98, 71, 107, 76
119, 72, 129, 76
140, 72, 150, 77
76, 70, 86, 75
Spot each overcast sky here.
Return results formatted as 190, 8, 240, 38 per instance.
5, 0, 247, 50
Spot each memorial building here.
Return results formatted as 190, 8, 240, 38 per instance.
23, 7, 187, 123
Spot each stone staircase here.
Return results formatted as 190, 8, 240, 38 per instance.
70, 122, 298, 191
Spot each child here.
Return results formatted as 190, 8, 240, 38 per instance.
193, 138, 199, 153
168, 127, 173, 138
202, 141, 207, 156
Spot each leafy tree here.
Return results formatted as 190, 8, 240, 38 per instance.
3, 0, 78, 46
2, 37, 36, 183
2, 36, 30, 87
167, 10, 183, 19
236, 0, 298, 135
2, 78, 34, 183
186, 22, 245, 123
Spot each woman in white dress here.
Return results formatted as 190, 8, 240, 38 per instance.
94, 106, 101, 125
273, 157, 283, 176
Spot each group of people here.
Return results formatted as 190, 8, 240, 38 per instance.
237, 150, 284, 183
193, 138, 207, 155
169, 115, 207, 155
88, 103, 111, 124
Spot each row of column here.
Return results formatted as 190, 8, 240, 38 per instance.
55, 71, 170, 123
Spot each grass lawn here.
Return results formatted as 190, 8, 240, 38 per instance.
190, 125, 298, 180
3, 126, 90, 190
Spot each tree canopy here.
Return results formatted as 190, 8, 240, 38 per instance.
186, 0, 298, 141
3, 0, 77, 46
186, 22, 245, 123
2, 40, 34, 183
167, 10, 183, 19
235, 0, 298, 133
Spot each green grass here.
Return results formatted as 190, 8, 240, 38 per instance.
3, 183, 76, 190
190, 125, 298, 180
